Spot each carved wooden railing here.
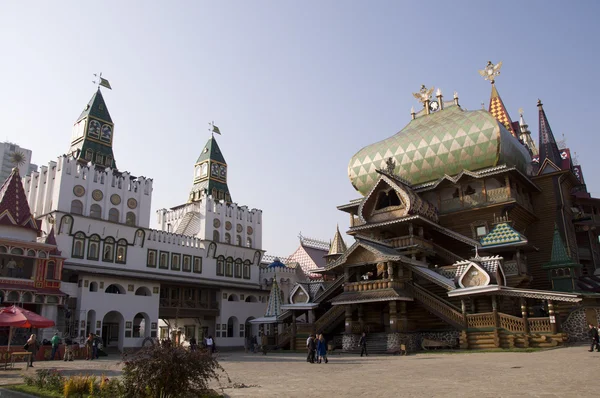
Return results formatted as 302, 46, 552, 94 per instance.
466, 312, 495, 329
487, 187, 510, 203
409, 283, 464, 329
276, 325, 293, 348
383, 236, 433, 250
431, 242, 464, 264
344, 279, 402, 292
296, 324, 313, 334
440, 197, 463, 212
503, 261, 519, 276
314, 305, 346, 333
528, 317, 552, 333
314, 275, 347, 303
498, 313, 526, 333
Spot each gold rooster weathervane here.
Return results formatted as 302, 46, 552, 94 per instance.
478, 61, 502, 84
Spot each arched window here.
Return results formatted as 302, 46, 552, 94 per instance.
105, 284, 125, 294
135, 286, 151, 296
126, 212, 136, 226
375, 190, 401, 210
225, 233, 231, 244
216, 256, 225, 276
108, 208, 119, 223
103, 237, 115, 262
134, 229, 145, 246
46, 261, 56, 280
70, 200, 83, 215
116, 239, 127, 263
201, 163, 208, 176
159, 252, 169, 269
227, 316, 238, 338
246, 238, 252, 248
59, 215, 73, 234
245, 295, 257, 302
72, 232, 85, 258
234, 259, 242, 278
227, 294, 239, 302
89, 282, 98, 292
236, 235, 241, 246
87, 235, 100, 260
225, 257, 233, 277
243, 260, 251, 279
213, 230, 220, 243
90, 204, 102, 219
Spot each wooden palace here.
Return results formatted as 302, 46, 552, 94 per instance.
273, 62, 600, 352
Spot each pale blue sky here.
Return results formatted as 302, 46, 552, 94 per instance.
1, 1, 599, 256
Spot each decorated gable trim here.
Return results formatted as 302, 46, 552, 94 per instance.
457, 261, 491, 289
289, 284, 310, 304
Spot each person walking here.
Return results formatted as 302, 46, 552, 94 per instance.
189, 336, 197, 352
317, 334, 328, 364
588, 324, 599, 352
63, 336, 73, 362
261, 333, 268, 355
50, 332, 61, 360
85, 333, 94, 360
206, 335, 214, 355
359, 332, 368, 357
24, 334, 37, 367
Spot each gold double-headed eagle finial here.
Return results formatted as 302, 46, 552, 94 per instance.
478, 61, 502, 84
412, 84, 434, 104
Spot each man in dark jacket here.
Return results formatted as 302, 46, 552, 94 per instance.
307, 335, 316, 363
359, 332, 368, 357
589, 324, 599, 352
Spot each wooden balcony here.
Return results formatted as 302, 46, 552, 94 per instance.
159, 299, 219, 318
439, 187, 533, 214
343, 279, 402, 292
383, 235, 433, 251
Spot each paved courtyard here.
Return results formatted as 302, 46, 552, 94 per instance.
0, 347, 597, 397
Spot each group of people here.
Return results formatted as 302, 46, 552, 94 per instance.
306, 334, 328, 364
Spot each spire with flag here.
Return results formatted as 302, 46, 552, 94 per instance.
209, 122, 221, 135
537, 99, 563, 173
93, 73, 112, 90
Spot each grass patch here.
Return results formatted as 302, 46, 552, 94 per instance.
5, 384, 63, 397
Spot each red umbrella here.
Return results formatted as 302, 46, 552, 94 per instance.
0, 305, 55, 350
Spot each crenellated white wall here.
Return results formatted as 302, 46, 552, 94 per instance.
23, 155, 154, 229
157, 195, 263, 250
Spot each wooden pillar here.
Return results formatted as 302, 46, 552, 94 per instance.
389, 301, 398, 332
548, 300, 557, 334
409, 223, 414, 246
358, 304, 364, 331
469, 297, 476, 313
290, 312, 297, 351
482, 179, 488, 202
461, 299, 468, 330
491, 296, 499, 328
344, 305, 353, 334
520, 298, 530, 334
504, 175, 511, 198
387, 262, 394, 282
398, 301, 408, 332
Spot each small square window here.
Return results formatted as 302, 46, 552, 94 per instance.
476, 226, 487, 237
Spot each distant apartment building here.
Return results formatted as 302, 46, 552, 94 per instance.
0, 142, 36, 182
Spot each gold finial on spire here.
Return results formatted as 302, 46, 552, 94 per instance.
412, 84, 434, 105
9, 151, 25, 170
478, 61, 502, 84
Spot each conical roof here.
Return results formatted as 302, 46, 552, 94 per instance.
0, 167, 39, 231
265, 278, 282, 317
537, 100, 563, 171
328, 225, 347, 255
542, 225, 580, 269
196, 136, 226, 164
77, 89, 112, 123
488, 84, 517, 138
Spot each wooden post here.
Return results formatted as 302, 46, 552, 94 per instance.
387, 262, 394, 281
291, 313, 297, 351
461, 299, 468, 330
504, 175, 511, 198
520, 298, 530, 334
491, 296, 499, 328
344, 305, 353, 334
358, 304, 364, 331
399, 301, 408, 332
548, 300, 557, 334
389, 301, 398, 333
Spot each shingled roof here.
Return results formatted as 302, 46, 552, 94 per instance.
0, 167, 39, 233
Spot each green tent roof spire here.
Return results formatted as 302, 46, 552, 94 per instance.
77, 89, 113, 124
542, 225, 580, 269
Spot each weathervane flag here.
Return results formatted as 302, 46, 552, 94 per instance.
99, 77, 112, 90
212, 124, 221, 135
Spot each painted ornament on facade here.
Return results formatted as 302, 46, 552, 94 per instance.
127, 198, 138, 209
213, 219, 221, 228
225, 221, 232, 231
73, 185, 85, 197
236, 224, 242, 233
88, 120, 101, 138
92, 189, 103, 201
247, 226, 253, 235
110, 194, 121, 205
101, 124, 112, 143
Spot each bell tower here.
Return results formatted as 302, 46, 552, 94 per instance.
189, 135, 231, 203
68, 88, 117, 168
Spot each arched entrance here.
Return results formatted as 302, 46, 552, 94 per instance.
86, 310, 97, 336
102, 311, 124, 351
227, 316, 238, 338
133, 312, 150, 338
245, 317, 256, 339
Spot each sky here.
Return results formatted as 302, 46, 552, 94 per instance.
1, 1, 599, 257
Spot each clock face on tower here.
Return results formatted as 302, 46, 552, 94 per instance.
211, 163, 219, 176
219, 165, 226, 179
101, 124, 113, 143
88, 120, 101, 138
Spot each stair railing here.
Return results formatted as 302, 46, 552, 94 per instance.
409, 282, 464, 329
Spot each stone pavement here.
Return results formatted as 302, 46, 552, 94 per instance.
0, 347, 597, 397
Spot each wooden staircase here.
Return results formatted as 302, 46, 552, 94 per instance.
409, 282, 464, 329
344, 333, 389, 355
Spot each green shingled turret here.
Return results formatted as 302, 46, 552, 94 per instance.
189, 136, 231, 203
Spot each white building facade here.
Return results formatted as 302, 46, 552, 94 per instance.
23, 88, 267, 350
